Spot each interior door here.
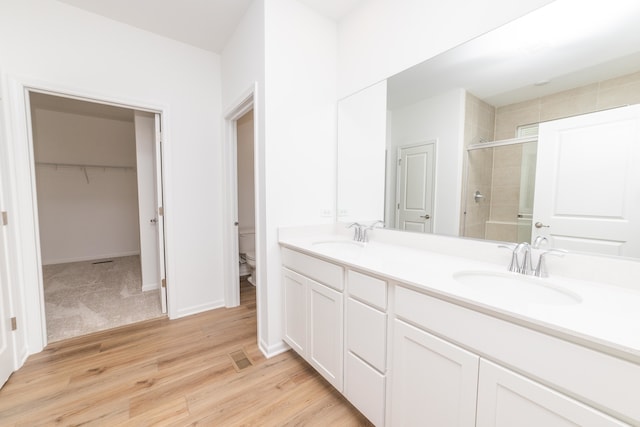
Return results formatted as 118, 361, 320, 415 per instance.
396, 143, 435, 233
0, 105, 16, 388
154, 114, 167, 313
0, 211, 16, 388
533, 105, 640, 257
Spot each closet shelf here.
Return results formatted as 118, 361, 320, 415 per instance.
35, 162, 136, 171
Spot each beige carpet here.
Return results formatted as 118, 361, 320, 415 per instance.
43, 255, 163, 343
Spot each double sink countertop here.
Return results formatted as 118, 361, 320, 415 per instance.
278, 227, 640, 364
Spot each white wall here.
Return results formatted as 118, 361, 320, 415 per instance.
221, 0, 270, 354
32, 107, 140, 265
337, 0, 555, 98
388, 89, 466, 236
337, 80, 387, 223
0, 0, 223, 355
262, 0, 337, 355
222, 0, 337, 355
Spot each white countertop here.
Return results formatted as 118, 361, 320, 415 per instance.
279, 228, 640, 363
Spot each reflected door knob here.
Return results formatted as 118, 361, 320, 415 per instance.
535, 221, 550, 229
420, 214, 431, 219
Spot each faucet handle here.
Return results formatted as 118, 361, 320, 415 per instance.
534, 248, 568, 278
498, 244, 519, 273
366, 220, 385, 230
532, 235, 549, 249
347, 222, 362, 242
362, 220, 385, 242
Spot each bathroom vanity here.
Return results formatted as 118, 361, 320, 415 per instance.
279, 225, 640, 426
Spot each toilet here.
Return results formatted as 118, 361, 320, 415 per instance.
238, 231, 256, 286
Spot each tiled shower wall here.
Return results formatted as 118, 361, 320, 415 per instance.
462, 93, 495, 238
463, 69, 640, 242
494, 70, 640, 139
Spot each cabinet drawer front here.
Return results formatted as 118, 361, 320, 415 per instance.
395, 285, 640, 424
281, 247, 344, 291
348, 270, 387, 310
477, 359, 628, 427
347, 298, 387, 372
345, 352, 385, 427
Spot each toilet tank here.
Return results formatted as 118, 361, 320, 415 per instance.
238, 230, 255, 254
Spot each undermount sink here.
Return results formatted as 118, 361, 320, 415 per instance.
452, 270, 582, 306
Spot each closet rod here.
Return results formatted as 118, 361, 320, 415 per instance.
35, 162, 135, 171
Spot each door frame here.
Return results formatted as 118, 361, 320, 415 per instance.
5, 76, 173, 354
222, 83, 260, 310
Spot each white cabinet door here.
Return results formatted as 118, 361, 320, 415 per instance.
308, 278, 343, 391
390, 319, 479, 427
477, 359, 628, 427
282, 268, 307, 355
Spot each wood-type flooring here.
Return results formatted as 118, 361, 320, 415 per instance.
0, 280, 372, 426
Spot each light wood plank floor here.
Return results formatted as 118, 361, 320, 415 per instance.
0, 281, 372, 426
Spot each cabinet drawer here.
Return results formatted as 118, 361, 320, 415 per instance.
281, 247, 344, 291
347, 297, 386, 372
345, 352, 385, 427
347, 269, 387, 310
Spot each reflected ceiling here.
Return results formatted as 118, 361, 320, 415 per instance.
387, 0, 640, 109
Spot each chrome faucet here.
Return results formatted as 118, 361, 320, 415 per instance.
348, 222, 362, 242
500, 242, 530, 274
534, 248, 567, 278
362, 220, 385, 242
500, 240, 567, 277
532, 235, 548, 249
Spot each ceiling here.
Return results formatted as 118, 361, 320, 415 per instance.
56, 0, 364, 53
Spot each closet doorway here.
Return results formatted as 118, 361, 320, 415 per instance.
29, 92, 167, 343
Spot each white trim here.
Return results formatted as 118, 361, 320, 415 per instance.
259, 338, 290, 359
222, 82, 257, 309
175, 299, 225, 318
222, 83, 267, 356
5, 75, 173, 355
141, 282, 159, 292
41, 251, 141, 266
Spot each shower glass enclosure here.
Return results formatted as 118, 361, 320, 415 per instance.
462, 139, 537, 244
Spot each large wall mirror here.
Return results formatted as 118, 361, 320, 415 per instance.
337, 0, 640, 259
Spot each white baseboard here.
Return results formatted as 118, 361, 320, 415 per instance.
174, 299, 225, 318
141, 282, 159, 292
259, 339, 290, 359
41, 251, 141, 266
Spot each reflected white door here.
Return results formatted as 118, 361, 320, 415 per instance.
154, 114, 167, 313
0, 212, 15, 389
533, 105, 640, 257
396, 143, 435, 233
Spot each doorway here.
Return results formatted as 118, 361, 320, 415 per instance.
223, 85, 260, 312
236, 109, 256, 287
28, 92, 167, 342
